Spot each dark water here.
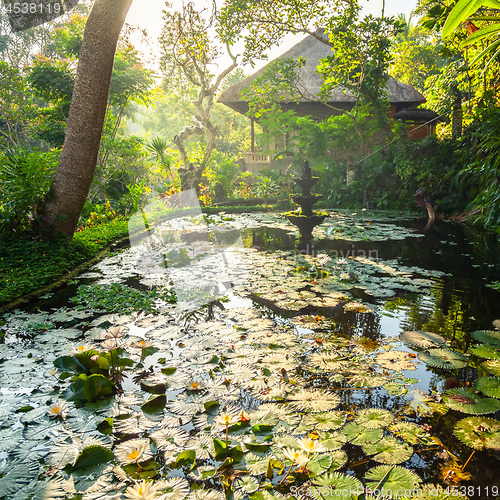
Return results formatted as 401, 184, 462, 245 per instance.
4, 216, 500, 497
238, 220, 500, 494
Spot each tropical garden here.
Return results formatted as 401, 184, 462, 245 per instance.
1, 0, 500, 499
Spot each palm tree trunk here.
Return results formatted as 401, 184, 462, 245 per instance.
40, 0, 133, 237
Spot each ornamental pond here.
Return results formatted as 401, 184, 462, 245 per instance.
0, 210, 500, 500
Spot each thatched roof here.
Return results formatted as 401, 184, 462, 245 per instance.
218, 30, 426, 115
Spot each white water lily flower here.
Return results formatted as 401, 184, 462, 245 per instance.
297, 437, 327, 455
101, 339, 119, 351
115, 438, 152, 465
71, 343, 94, 354
339, 273, 350, 280
185, 379, 208, 391
47, 400, 68, 419
130, 339, 154, 349
282, 447, 309, 466
214, 410, 240, 428
124, 480, 164, 500
105, 326, 128, 339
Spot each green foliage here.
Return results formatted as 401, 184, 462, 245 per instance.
455, 107, 500, 225
0, 217, 130, 306
92, 135, 150, 204
0, 61, 35, 149
0, 148, 58, 231
27, 57, 74, 147
109, 45, 154, 108
390, 23, 442, 93
320, 9, 401, 112
71, 283, 176, 314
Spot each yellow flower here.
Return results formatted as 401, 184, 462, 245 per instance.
297, 437, 327, 455
124, 480, 163, 500
115, 439, 152, 465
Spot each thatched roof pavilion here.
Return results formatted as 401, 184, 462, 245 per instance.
218, 30, 426, 120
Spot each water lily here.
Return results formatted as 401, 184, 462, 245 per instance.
47, 400, 68, 419
282, 447, 308, 466
115, 438, 152, 465
124, 480, 164, 500
297, 437, 327, 457
101, 339, 119, 351
185, 379, 207, 391
71, 343, 93, 354
214, 412, 239, 427
131, 339, 154, 349
106, 326, 128, 339
339, 273, 350, 280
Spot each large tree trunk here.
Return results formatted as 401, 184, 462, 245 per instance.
40, 0, 133, 237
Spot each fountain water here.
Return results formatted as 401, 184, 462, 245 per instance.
285, 160, 327, 247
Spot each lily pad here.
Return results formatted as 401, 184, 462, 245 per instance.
388, 422, 432, 445
417, 349, 468, 369
443, 387, 500, 415
362, 436, 413, 464
454, 416, 500, 450
399, 331, 447, 348
286, 389, 340, 413
364, 465, 422, 497
308, 472, 364, 500
353, 408, 393, 429
481, 359, 500, 376
383, 382, 408, 396
307, 453, 333, 477
343, 423, 383, 446
470, 344, 500, 360
297, 411, 347, 433
472, 330, 500, 346
474, 377, 500, 398
375, 351, 417, 371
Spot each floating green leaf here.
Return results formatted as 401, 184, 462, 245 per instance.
286, 389, 340, 412
309, 472, 364, 500
365, 465, 422, 497
388, 422, 432, 445
82, 374, 114, 402
362, 436, 413, 464
454, 416, 500, 450
142, 394, 167, 416
173, 450, 196, 470
72, 445, 114, 471
470, 344, 500, 360
354, 408, 393, 429
482, 359, 500, 376
474, 377, 500, 398
343, 423, 383, 446
418, 349, 468, 369
297, 411, 347, 432
443, 387, 500, 415
308, 453, 334, 477
235, 476, 260, 494
472, 330, 500, 347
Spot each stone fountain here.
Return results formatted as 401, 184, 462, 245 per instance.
285, 160, 327, 247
